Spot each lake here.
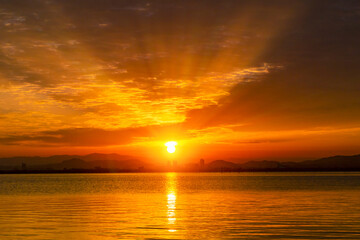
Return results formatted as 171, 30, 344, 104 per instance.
0, 172, 360, 239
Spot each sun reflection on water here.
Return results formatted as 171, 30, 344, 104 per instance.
166, 172, 177, 233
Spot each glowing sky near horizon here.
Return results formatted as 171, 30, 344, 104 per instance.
0, 0, 360, 162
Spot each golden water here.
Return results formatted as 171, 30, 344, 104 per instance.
1, 172, 360, 239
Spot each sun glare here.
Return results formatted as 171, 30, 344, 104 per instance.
165, 141, 177, 154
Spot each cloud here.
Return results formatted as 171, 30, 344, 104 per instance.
0, 0, 360, 157
184, 0, 360, 131
0, 121, 189, 146
185, 64, 360, 131
0, 127, 139, 146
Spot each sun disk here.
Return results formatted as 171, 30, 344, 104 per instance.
165, 141, 177, 154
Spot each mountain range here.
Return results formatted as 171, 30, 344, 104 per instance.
1, 153, 360, 172
207, 154, 360, 171
0, 153, 146, 171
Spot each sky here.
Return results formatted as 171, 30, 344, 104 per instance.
0, 0, 360, 163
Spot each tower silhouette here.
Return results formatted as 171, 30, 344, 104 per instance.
200, 159, 205, 169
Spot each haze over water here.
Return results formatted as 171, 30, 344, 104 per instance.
1, 172, 360, 239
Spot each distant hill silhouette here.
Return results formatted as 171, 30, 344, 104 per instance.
0, 153, 145, 171
205, 154, 360, 171
289, 154, 360, 170
52, 158, 89, 169
1, 153, 360, 172
241, 160, 281, 170
207, 160, 239, 170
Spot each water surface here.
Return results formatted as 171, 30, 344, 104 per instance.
1, 172, 360, 239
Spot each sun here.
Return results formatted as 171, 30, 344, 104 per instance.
165, 141, 177, 154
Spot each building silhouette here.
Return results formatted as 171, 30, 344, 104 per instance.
21, 162, 27, 171
200, 159, 205, 169
167, 160, 177, 169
